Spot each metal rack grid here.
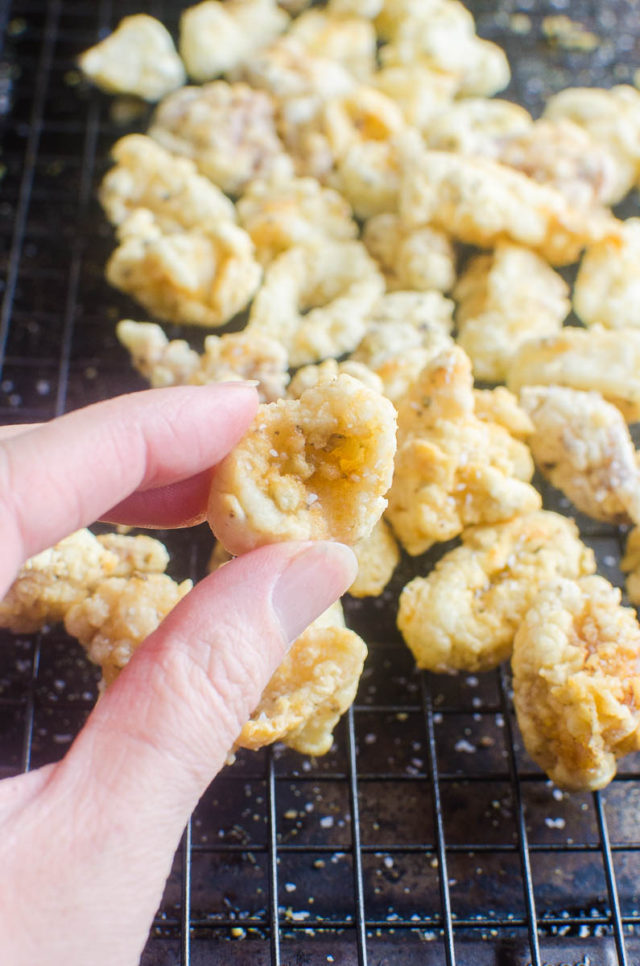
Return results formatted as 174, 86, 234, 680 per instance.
1, 1, 640, 964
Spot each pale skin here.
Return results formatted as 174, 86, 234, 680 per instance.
0, 382, 357, 966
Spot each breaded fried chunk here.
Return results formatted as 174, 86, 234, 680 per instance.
512, 576, 640, 790
507, 326, 640, 422
349, 518, 400, 598
0, 530, 169, 634
79, 14, 186, 101
362, 213, 456, 293
238, 602, 367, 755
455, 243, 569, 382
574, 218, 640, 331
207, 374, 397, 554
521, 386, 640, 525
397, 512, 596, 673
385, 347, 540, 556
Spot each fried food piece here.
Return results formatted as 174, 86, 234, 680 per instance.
78, 14, 186, 101
473, 387, 534, 441
512, 576, 640, 790
397, 511, 596, 673
574, 218, 640, 330
350, 292, 454, 402
329, 135, 406, 219
371, 64, 458, 132
507, 326, 640, 423
237, 175, 357, 264
379, 0, 510, 98
207, 374, 397, 554
399, 147, 616, 266
424, 98, 532, 156
287, 8, 377, 80
239, 35, 355, 103
328, 0, 383, 17
149, 82, 293, 195
247, 240, 384, 366
454, 243, 569, 382
498, 119, 632, 209
287, 359, 383, 398
106, 209, 262, 328
65, 574, 193, 687
0, 530, 169, 634
621, 528, 640, 606
521, 386, 640, 525
117, 320, 289, 402
362, 213, 456, 293
386, 347, 540, 555
237, 602, 368, 755
179, 0, 289, 83
349, 518, 400, 598
544, 85, 640, 194
99, 135, 235, 232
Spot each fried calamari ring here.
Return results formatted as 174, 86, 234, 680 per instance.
237, 602, 367, 755
574, 218, 640, 330
287, 358, 383, 398
362, 213, 456, 293
149, 81, 293, 195
247, 240, 384, 366
397, 512, 596, 674
512, 576, 640, 790
106, 209, 262, 328
521, 386, 640, 525
454, 242, 569, 382
207, 374, 397, 554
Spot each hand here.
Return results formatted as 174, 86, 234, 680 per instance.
0, 384, 357, 966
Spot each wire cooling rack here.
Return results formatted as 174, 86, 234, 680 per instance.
1, 1, 640, 963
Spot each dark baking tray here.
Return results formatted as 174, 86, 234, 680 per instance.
1, 2, 640, 964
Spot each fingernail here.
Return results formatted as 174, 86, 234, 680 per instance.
272, 542, 358, 644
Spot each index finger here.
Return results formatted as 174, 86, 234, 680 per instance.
0, 383, 257, 590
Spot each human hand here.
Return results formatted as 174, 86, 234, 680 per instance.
0, 384, 357, 966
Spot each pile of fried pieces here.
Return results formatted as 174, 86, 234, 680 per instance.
3, 0, 640, 793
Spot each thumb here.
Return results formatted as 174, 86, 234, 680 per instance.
0, 541, 356, 966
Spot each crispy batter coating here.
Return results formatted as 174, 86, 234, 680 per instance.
247, 240, 384, 366
239, 36, 355, 103
237, 602, 368, 755
350, 292, 454, 402
379, 0, 510, 98
106, 209, 262, 328
149, 81, 293, 195
207, 374, 397, 554
363, 213, 456, 293
386, 347, 540, 555
397, 511, 596, 673
574, 218, 640, 330
454, 242, 570, 382
179, 0, 289, 83
473, 387, 534, 441
349, 518, 400, 598
399, 147, 617, 266
621, 528, 640, 606
371, 64, 458, 132
78, 14, 186, 101
507, 326, 640, 423
498, 119, 632, 209
0, 530, 170, 634
99, 135, 236, 232
544, 85, 640, 192
237, 175, 357, 264
521, 386, 640, 525
329, 136, 406, 219
287, 8, 377, 80
287, 359, 383, 398
424, 98, 532, 156
65, 574, 193, 687
512, 576, 640, 790
117, 320, 289, 401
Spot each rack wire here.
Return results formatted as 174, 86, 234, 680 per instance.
1, 1, 640, 964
